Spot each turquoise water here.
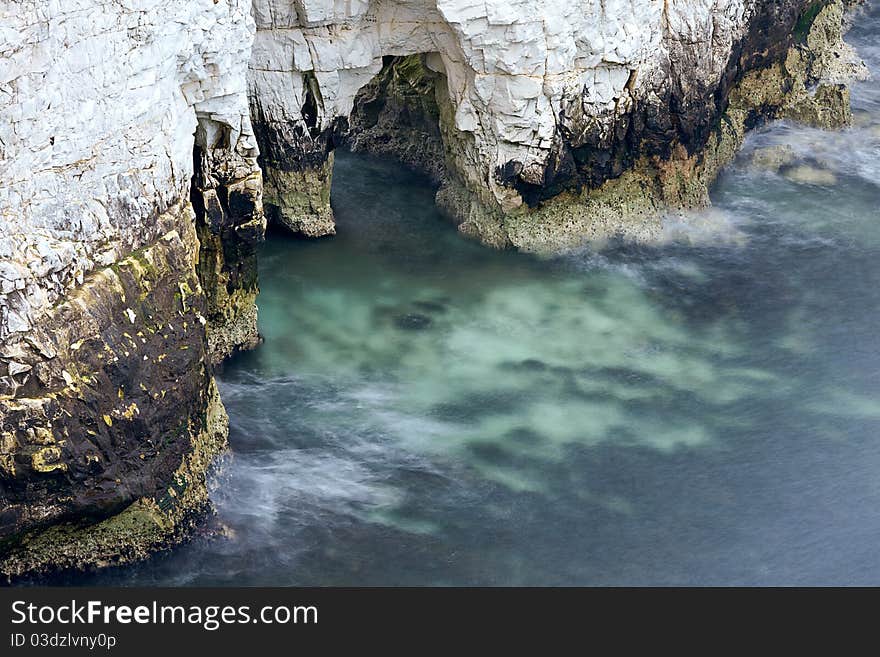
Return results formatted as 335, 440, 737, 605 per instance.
82, 6, 879, 585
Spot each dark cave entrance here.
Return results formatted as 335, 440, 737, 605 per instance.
259, 52, 455, 239
342, 53, 450, 186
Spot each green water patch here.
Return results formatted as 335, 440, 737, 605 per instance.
233, 149, 880, 511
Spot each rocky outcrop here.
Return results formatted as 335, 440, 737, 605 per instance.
191, 122, 266, 363
0, 0, 261, 576
440, 0, 869, 250
0, 220, 229, 577
250, 0, 866, 250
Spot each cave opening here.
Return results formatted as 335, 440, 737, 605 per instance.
256, 52, 456, 243
342, 53, 450, 187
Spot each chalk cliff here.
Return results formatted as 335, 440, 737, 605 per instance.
0, 0, 866, 576
0, 0, 263, 576
250, 0, 866, 249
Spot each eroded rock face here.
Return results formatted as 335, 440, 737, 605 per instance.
0, 0, 260, 347
0, 220, 229, 577
0, 0, 260, 576
347, 55, 447, 183
250, 0, 866, 249
191, 124, 266, 363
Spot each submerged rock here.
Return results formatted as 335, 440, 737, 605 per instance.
749, 145, 799, 173
781, 164, 840, 185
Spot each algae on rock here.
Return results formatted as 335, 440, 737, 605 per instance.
0, 207, 229, 579
262, 153, 336, 237
432, 0, 868, 253
191, 124, 267, 363
0, 379, 228, 578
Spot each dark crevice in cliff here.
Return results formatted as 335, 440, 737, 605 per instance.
190, 117, 264, 364
301, 72, 324, 137
249, 52, 453, 240
344, 54, 448, 185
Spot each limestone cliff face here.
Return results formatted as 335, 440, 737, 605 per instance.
250, 0, 865, 249
0, 0, 262, 576
1, 0, 262, 350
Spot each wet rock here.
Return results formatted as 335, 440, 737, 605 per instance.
0, 222, 229, 579
261, 153, 336, 238
785, 83, 853, 128
0, 0, 266, 577
192, 146, 266, 364
749, 145, 798, 173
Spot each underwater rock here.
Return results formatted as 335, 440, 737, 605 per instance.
781, 164, 840, 185
749, 146, 799, 173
